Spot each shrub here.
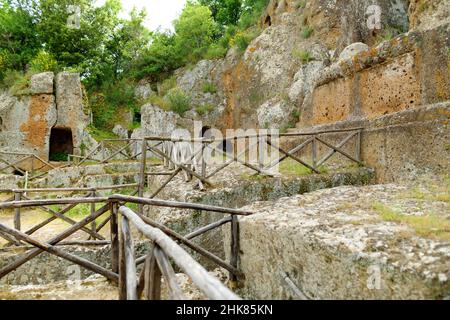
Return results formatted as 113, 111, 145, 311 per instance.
231, 28, 261, 52
202, 82, 217, 94
159, 76, 177, 96
203, 44, 228, 60
297, 1, 307, 9
87, 125, 119, 141
301, 26, 314, 39
195, 103, 215, 115
146, 94, 170, 110
29, 49, 58, 73
1, 69, 32, 95
292, 49, 312, 64
165, 87, 191, 115
238, 0, 270, 30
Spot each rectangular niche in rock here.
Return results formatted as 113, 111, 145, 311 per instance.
49, 127, 73, 162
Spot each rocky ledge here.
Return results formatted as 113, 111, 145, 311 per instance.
232, 179, 450, 299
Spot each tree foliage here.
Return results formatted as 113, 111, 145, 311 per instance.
0, 0, 272, 129
173, 3, 219, 62
199, 0, 242, 26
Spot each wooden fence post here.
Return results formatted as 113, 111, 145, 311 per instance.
312, 135, 317, 169
14, 191, 21, 232
258, 134, 265, 170
90, 189, 97, 239
30, 157, 35, 176
201, 141, 207, 179
356, 130, 362, 163
101, 141, 106, 162
145, 247, 162, 300
229, 214, 239, 288
119, 215, 137, 300
110, 201, 119, 274
138, 139, 147, 215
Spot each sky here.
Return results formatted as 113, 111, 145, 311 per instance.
96, 0, 187, 31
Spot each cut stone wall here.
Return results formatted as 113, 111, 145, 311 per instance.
55, 72, 89, 156
301, 23, 450, 127
0, 72, 88, 163
0, 243, 151, 286
285, 102, 449, 183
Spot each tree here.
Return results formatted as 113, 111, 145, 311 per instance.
36, 0, 121, 78
104, 8, 151, 82
199, 0, 242, 26
173, 3, 219, 62
131, 31, 182, 82
0, 0, 40, 74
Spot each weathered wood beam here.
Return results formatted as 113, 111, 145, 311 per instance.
131, 211, 242, 277
120, 216, 137, 300
110, 195, 253, 216
154, 247, 185, 300
0, 224, 118, 283
0, 204, 109, 279
119, 206, 240, 300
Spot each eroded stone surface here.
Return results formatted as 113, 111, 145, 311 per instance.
231, 182, 450, 299
30, 72, 54, 94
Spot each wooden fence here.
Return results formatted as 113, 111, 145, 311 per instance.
0, 151, 58, 181
140, 127, 364, 197
0, 184, 139, 247
69, 139, 144, 166
0, 193, 250, 300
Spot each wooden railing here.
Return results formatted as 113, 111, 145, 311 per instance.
0, 151, 58, 181
0, 184, 139, 247
0, 194, 250, 300
70, 139, 145, 166
140, 127, 364, 197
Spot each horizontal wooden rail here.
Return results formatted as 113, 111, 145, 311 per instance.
110, 194, 253, 216
0, 197, 109, 209
7, 183, 139, 194
143, 128, 363, 143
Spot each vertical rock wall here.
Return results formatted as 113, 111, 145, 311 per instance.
0, 72, 88, 162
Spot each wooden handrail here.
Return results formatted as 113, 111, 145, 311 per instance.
110, 194, 253, 215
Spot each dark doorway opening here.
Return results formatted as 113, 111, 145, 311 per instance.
134, 111, 141, 124
13, 170, 24, 176
49, 127, 73, 161
264, 16, 272, 27
200, 126, 211, 138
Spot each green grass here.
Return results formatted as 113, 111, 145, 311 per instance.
146, 94, 170, 110
231, 28, 262, 53
49, 152, 69, 162
373, 202, 450, 242
165, 87, 191, 116
301, 26, 314, 39
296, 0, 307, 9
202, 82, 217, 94
292, 49, 312, 64
195, 103, 215, 115
279, 158, 327, 176
88, 125, 119, 141
396, 186, 450, 203
240, 173, 269, 182
159, 76, 177, 97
